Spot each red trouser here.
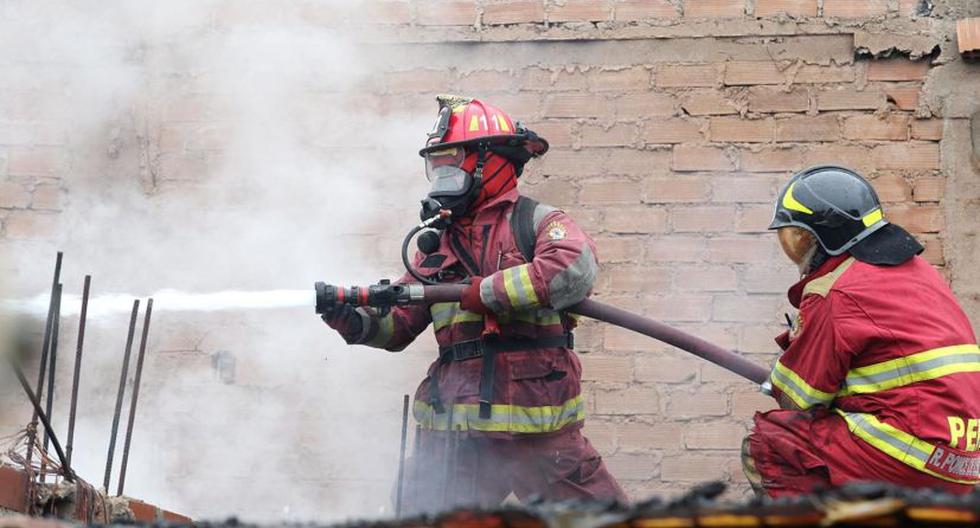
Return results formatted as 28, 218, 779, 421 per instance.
401, 428, 626, 514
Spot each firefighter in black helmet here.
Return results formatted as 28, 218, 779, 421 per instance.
743, 165, 980, 497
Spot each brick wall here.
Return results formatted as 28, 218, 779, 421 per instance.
1, 0, 978, 518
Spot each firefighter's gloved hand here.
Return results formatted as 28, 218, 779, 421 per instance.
321, 304, 363, 342
460, 276, 491, 315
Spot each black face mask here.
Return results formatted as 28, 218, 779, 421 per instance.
419, 146, 487, 225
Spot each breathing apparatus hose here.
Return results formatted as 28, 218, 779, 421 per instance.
402, 224, 439, 285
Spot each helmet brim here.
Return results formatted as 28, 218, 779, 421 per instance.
419, 134, 549, 158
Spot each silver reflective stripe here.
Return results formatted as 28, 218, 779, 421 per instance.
532, 203, 559, 232
548, 244, 597, 310
771, 364, 833, 407
842, 412, 932, 463
480, 277, 505, 313
845, 352, 980, 389
430, 302, 454, 330
508, 266, 534, 306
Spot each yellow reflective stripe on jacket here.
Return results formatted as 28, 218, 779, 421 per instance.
365, 313, 396, 347
413, 395, 584, 433
839, 344, 980, 397
430, 302, 483, 331
836, 410, 980, 484
503, 264, 539, 308
770, 360, 835, 409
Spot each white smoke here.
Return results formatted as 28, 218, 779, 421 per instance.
0, 0, 435, 522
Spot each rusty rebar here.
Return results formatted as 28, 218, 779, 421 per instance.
11, 360, 74, 482
117, 298, 152, 497
65, 275, 91, 467
26, 252, 63, 467
395, 394, 410, 518
40, 283, 62, 483
103, 299, 139, 491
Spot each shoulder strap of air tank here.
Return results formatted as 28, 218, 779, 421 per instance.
510, 195, 539, 262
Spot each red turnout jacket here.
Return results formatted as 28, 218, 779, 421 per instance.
755, 253, 980, 493
348, 188, 597, 438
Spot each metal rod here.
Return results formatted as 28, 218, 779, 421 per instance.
26, 252, 63, 467
66, 275, 91, 467
40, 284, 62, 483
116, 298, 152, 497
395, 394, 410, 518
103, 299, 139, 491
11, 361, 74, 482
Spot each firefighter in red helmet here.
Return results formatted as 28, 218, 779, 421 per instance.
743, 165, 980, 496
321, 96, 626, 512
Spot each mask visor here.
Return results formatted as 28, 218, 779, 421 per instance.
425, 148, 471, 197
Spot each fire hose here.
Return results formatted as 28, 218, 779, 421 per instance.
314, 281, 770, 385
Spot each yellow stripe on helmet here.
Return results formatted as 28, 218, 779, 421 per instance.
782, 181, 814, 215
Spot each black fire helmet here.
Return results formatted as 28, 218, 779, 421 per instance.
770, 165, 923, 265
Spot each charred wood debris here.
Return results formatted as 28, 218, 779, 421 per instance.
3, 252, 154, 522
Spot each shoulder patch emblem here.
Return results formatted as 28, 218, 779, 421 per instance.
546, 221, 567, 241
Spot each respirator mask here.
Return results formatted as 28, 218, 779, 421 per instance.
419, 146, 485, 227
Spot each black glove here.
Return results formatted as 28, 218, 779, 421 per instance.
321, 304, 364, 343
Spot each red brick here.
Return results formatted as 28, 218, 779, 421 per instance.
804, 145, 875, 173
733, 390, 778, 416
416, 2, 477, 25
606, 323, 665, 351
685, 0, 745, 18
888, 204, 944, 233
671, 206, 737, 232
710, 117, 774, 143
872, 143, 940, 170
911, 119, 943, 140
747, 87, 810, 113
641, 119, 703, 144
680, 90, 739, 116
667, 390, 729, 417
0, 466, 29, 512
884, 86, 921, 110
675, 266, 737, 291
605, 149, 672, 175
685, 422, 747, 449
844, 114, 911, 140
739, 147, 804, 172
30, 185, 62, 211
741, 266, 798, 294
544, 94, 612, 118
483, 1, 546, 24
614, 0, 679, 20
4, 210, 58, 239
707, 237, 776, 263
616, 93, 677, 118
869, 173, 911, 202
160, 510, 192, 524
553, 69, 589, 91
594, 386, 660, 415
619, 422, 687, 451
604, 206, 669, 233
385, 69, 455, 93
580, 178, 643, 204
526, 121, 574, 147
580, 355, 634, 383
712, 176, 779, 202
793, 64, 856, 84
583, 419, 618, 453
129, 501, 158, 522
868, 58, 931, 81
605, 453, 662, 481
736, 204, 775, 232
754, 0, 817, 17
549, 1, 609, 22
604, 265, 672, 292
920, 235, 944, 265
589, 67, 651, 91
457, 70, 514, 92
724, 61, 786, 86
635, 355, 700, 383
644, 176, 712, 203
912, 177, 943, 202
0, 182, 31, 208
816, 88, 886, 111
645, 294, 714, 322
580, 123, 637, 147
774, 115, 840, 142
662, 455, 731, 482
656, 64, 721, 87
524, 176, 579, 204
595, 236, 645, 263
672, 145, 733, 172
7, 148, 64, 176
647, 236, 707, 262
522, 67, 554, 90
713, 294, 781, 322
538, 149, 605, 176
823, 0, 887, 17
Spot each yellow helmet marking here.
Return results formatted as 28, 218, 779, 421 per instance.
782, 181, 814, 215
862, 208, 884, 227
469, 115, 480, 132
